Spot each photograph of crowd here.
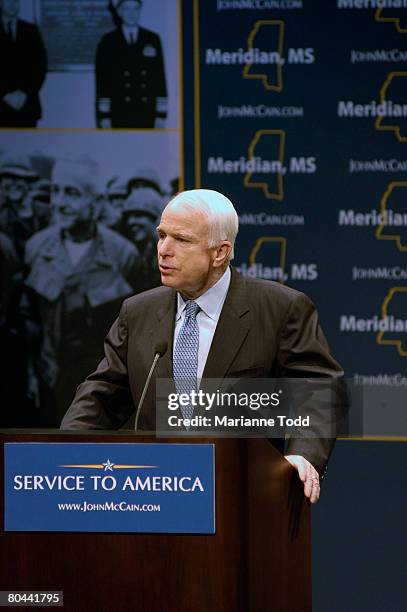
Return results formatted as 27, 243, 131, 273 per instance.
0, 130, 180, 427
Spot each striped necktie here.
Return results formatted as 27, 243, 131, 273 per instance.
173, 300, 200, 421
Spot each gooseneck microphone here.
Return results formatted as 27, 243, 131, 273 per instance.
134, 341, 168, 431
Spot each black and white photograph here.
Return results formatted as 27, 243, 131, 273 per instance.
0, 0, 179, 128
0, 129, 180, 427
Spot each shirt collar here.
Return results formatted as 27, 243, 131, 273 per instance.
122, 25, 139, 42
176, 267, 231, 322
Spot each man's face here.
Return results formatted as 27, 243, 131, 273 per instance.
108, 193, 126, 211
118, 0, 142, 27
157, 206, 217, 297
32, 196, 52, 223
51, 163, 94, 230
125, 211, 156, 245
1, 0, 20, 18
0, 175, 28, 204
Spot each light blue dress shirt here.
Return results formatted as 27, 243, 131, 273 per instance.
173, 267, 231, 385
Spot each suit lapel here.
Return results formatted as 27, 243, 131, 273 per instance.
202, 268, 250, 380
151, 290, 176, 382
149, 271, 250, 430
149, 270, 250, 390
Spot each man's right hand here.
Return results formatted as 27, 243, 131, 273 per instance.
4, 90, 27, 110
284, 454, 321, 504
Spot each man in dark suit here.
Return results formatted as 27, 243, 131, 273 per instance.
95, 0, 167, 128
61, 189, 346, 503
0, 0, 47, 127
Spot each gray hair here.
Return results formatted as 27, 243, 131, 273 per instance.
167, 189, 239, 260
52, 156, 100, 196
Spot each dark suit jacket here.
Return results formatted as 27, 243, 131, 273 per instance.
0, 19, 47, 126
61, 269, 345, 474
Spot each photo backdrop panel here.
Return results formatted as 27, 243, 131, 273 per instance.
1, 0, 179, 128
0, 130, 180, 429
181, 0, 407, 387
37, 0, 180, 128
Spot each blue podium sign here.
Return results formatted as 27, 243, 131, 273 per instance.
4, 443, 215, 534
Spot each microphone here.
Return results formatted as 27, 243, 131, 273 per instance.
134, 341, 168, 431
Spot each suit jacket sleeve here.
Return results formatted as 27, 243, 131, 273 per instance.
153, 34, 167, 120
276, 292, 347, 475
22, 24, 47, 96
0, 22, 47, 104
60, 300, 134, 430
94, 35, 112, 127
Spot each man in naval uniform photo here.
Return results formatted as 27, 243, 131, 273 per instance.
95, 0, 168, 129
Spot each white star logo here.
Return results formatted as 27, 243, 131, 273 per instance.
102, 459, 115, 471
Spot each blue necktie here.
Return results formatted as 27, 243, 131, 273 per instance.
173, 300, 200, 420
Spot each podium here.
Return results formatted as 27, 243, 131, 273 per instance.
0, 433, 311, 612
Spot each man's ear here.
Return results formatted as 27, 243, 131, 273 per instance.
213, 241, 232, 268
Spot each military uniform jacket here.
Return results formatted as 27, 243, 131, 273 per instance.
0, 19, 47, 126
95, 26, 167, 128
